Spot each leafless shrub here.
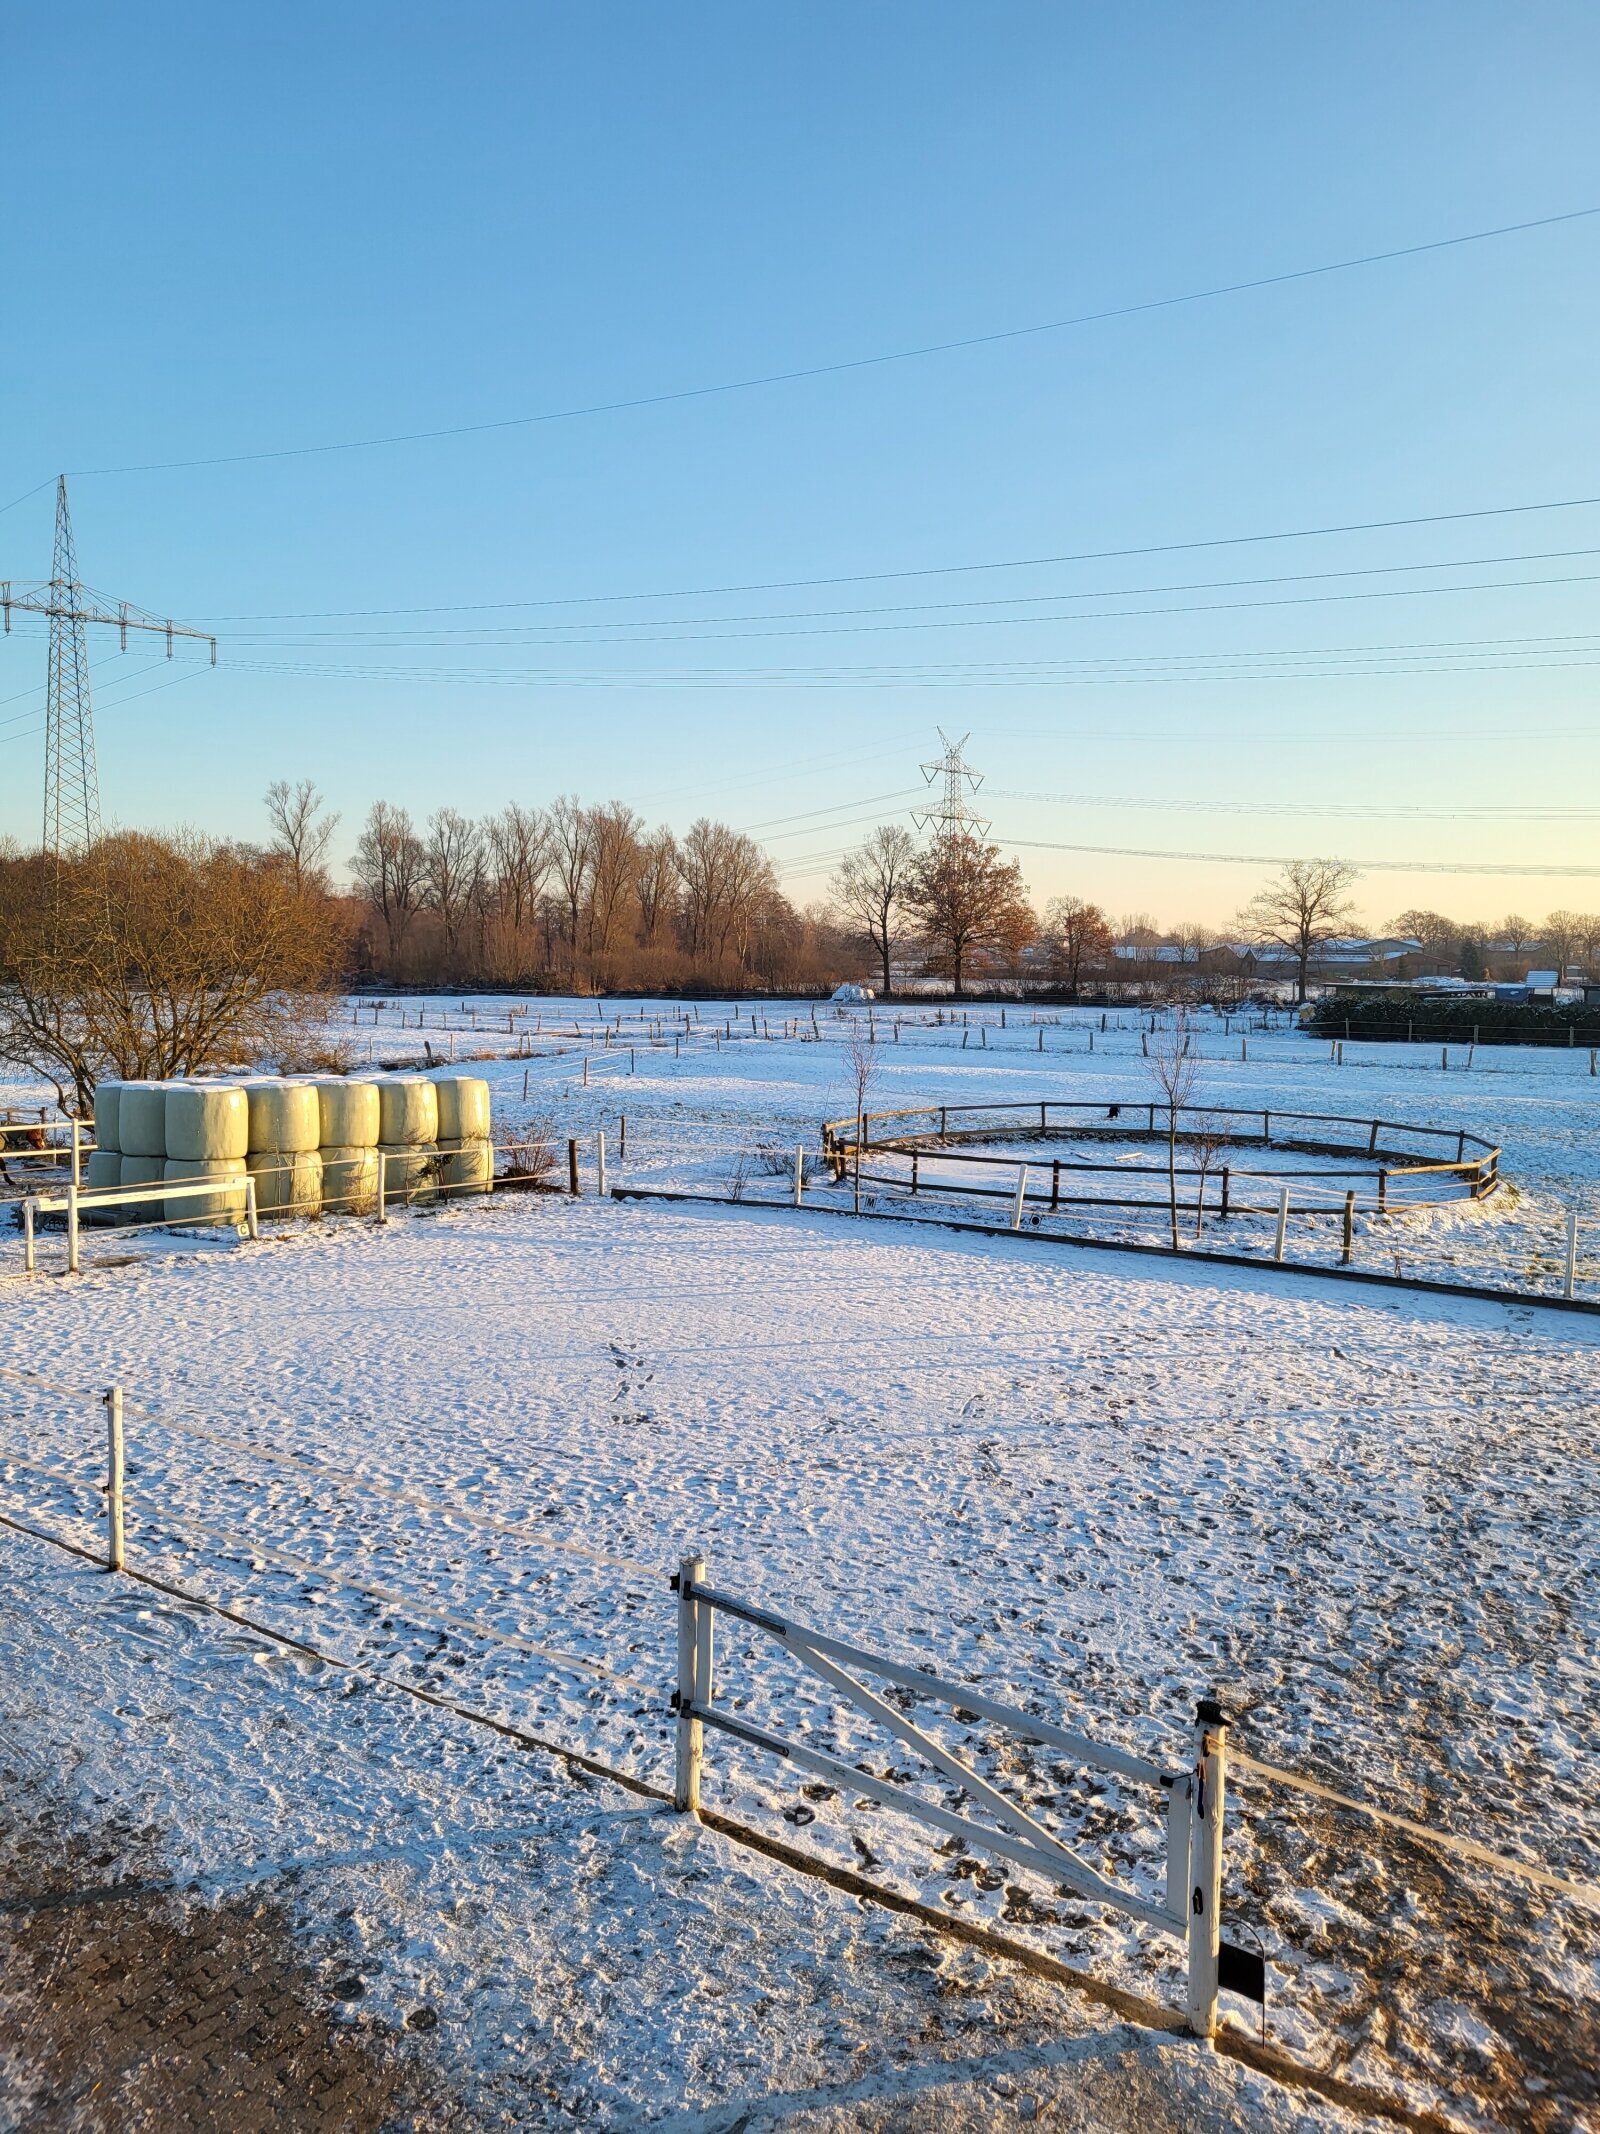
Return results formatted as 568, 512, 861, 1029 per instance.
501, 1113, 559, 1187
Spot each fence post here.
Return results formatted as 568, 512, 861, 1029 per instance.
1185, 1697, 1228, 2042
597, 1130, 608, 1197
1565, 1207, 1578, 1299
24, 1197, 37, 1276
1342, 1189, 1355, 1265
1273, 1185, 1289, 1262
568, 1138, 581, 1197
674, 1551, 707, 1815
66, 1177, 80, 1275
103, 1386, 125, 1573
376, 1150, 388, 1224
1219, 1167, 1229, 1220
793, 1144, 805, 1205
244, 1175, 260, 1242
71, 1116, 81, 1189
1011, 1164, 1029, 1231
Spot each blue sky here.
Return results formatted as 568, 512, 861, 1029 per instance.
3, 3, 1597, 926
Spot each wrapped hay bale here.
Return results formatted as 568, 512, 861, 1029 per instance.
314, 1078, 380, 1149
245, 1079, 321, 1155
84, 1148, 122, 1222
379, 1143, 439, 1205
376, 1077, 438, 1146
118, 1155, 165, 1221
439, 1139, 493, 1199
166, 1082, 248, 1163
247, 1147, 323, 1218
119, 1082, 168, 1158
92, 1082, 123, 1153
429, 1073, 491, 1144
320, 1145, 381, 1215
162, 1157, 248, 1224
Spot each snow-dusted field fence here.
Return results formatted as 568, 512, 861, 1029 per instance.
672, 1555, 1246, 2038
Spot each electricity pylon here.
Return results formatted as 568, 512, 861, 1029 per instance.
1, 477, 218, 859
912, 728, 991, 841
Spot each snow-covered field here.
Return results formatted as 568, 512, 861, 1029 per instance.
2, 1001, 1598, 2128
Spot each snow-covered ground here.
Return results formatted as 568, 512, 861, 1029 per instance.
2, 1001, 1597, 2126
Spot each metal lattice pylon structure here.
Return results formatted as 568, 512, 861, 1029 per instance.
912, 727, 991, 842
1, 476, 218, 861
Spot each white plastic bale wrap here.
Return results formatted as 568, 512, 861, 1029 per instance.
314, 1078, 380, 1150
246, 1147, 323, 1217
118, 1082, 168, 1158
84, 1149, 121, 1221
162, 1157, 248, 1224
92, 1082, 123, 1153
166, 1082, 249, 1162
377, 1078, 438, 1147
320, 1146, 381, 1214
379, 1143, 439, 1204
440, 1140, 493, 1198
119, 1155, 165, 1222
429, 1073, 491, 1144
245, 1080, 321, 1154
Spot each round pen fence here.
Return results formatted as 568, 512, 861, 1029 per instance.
822, 1099, 1501, 1222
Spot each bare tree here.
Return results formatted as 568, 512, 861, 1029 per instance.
1145, 1010, 1203, 1251
1237, 859, 1360, 1003
1543, 910, 1583, 976
349, 802, 425, 963
484, 804, 549, 931
635, 826, 680, 951
1041, 894, 1114, 997
422, 808, 484, 964
841, 1016, 879, 1214
264, 779, 339, 894
1497, 913, 1536, 960
0, 834, 341, 1113
546, 796, 594, 978
903, 832, 1035, 996
583, 802, 643, 968
830, 824, 918, 997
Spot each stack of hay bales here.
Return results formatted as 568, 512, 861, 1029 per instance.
244, 1081, 323, 1216
314, 1078, 381, 1213
85, 1069, 492, 1223
431, 1071, 493, 1198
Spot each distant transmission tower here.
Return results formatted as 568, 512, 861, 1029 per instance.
912, 728, 991, 841
1, 476, 218, 859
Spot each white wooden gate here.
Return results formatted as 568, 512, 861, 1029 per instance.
671, 1555, 1256, 2037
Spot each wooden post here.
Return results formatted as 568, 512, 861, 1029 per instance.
1240, 1037, 1246, 1062
1185, 1698, 1228, 2041
675, 1553, 707, 1814
522, 1068, 529, 1100
620, 1114, 627, 1157
1342, 1190, 1355, 1264
104, 1386, 125, 1573
1441, 1046, 1448, 1071
583, 1056, 589, 1085
597, 1131, 608, 1198
66, 1177, 80, 1275
1378, 1168, 1388, 1214
568, 1138, 581, 1197
793, 1145, 805, 1205
1564, 1207, 1578, 1299
1051, 1158, 1060, 1211
24, 1198, 36, 1275
1220, 1167, 1229, 1220
376, 1150, 388, 1222
911, 1150, 919, 1195
1011, 1164, 1029, 1231
1273, 1185, 1289, 1262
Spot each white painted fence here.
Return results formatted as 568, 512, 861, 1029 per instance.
671, 1555, 1248, 2039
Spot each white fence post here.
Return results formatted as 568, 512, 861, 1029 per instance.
103, 1385, 125, 1573
1185, 1696, 1228, 2041
1273, 1184, 1289, 1263
376, 1150, 388, 1224
1564, 1207, 1578, 1299
1011, 1163, 1029, 1231
66, 1176, 80, 1275
793, 1144, 805, 1206
244, 1175, 260, 1242
23, 1198, 36, 1276
597, 1130, 608, 1198
674, 1551, 707, 1814
71, 1116, 81, 1189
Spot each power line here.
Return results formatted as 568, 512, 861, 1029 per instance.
199, 492, 1600, 621
986, 788, 1600, 822
48, 204, 1600, 482
1001, 835, 1600, 880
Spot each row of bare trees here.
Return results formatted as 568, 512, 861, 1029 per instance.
342, 794, 831, 991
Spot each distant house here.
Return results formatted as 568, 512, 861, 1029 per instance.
1524, 969, 1560, 1002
